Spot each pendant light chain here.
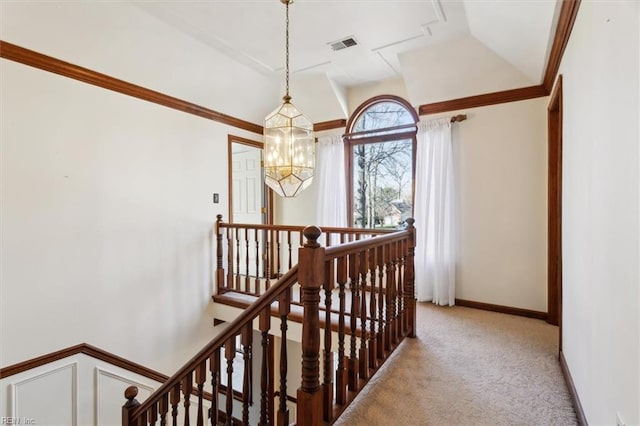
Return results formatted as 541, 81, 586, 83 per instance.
264, 0, 314, 198
285, 0, 290, 100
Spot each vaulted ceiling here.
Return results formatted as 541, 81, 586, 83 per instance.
1, 0, 562, 126
133, 0, 560, 121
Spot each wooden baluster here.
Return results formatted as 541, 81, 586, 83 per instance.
245, 228, 251, 293
259, 308, 271, 426
122, 386, 140, 426
405, 218, 417, 337
235, 228, 241, 291
241, 324, 253, 424
403, 236, 410, 336
226, 226, 233, 290
296, 226, 324, 426
159, 393, 169, 426
276, 230, 282, 278
397, 239, 405, 337
255, 228, 261, 294
368, 247, 378, 369
277, 288, 291, 426
216, 215, 225, 294
209, 351, 220, 426
390, 241, 399, 347
287, 231, 293, 271
195, 361, 206, 426
149, 401, 158, 426
183, 374, 193, 426
264, 230, 271, 289
384, 242, 393, 352
335, 255, 348, 405
322, 259, 335, 421
171, 383, 180, 426
224, 337, 236, 426
347, 252, 359, 391
377, 245, 386, 359
268, 334, 275, 426
358, 249, 369, 380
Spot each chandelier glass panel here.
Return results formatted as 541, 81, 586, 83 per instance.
264, 0, 315, 198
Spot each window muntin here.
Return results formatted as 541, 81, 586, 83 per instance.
351, 101, 415, 134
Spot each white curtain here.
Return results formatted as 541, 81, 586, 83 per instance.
414, 117, 456, 305
315, 135, 348, 230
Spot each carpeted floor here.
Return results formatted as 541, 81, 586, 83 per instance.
334, 302, 577, 426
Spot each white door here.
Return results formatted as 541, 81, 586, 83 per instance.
232, 145, 263, 225
231, 144, 264, 279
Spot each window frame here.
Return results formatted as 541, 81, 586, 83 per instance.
344, 95, 419, 228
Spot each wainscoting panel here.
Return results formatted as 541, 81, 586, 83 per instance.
95, 367, 156, 426
10, 362, 78, 425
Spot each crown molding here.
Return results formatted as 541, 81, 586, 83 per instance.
0, 41, 264, 135
543, 0, 581, 92
418, 85, 549, 115
313, 119, 347, 132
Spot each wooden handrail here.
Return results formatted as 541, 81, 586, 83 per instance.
323, 229, 411, 260
217, 218, 397, 235
125, 218, 417, 425
129, 264, 300, 420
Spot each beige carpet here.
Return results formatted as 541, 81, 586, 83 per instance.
334, 302, 577, 426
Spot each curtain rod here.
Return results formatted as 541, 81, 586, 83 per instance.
341, 113, 468, 139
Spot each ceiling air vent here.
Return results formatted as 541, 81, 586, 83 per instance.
329, 36, 359, 51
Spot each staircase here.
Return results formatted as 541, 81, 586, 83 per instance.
121, 216, 417, 425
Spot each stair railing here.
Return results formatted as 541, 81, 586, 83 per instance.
215, 214, 396, 298
123, 219, 416, 426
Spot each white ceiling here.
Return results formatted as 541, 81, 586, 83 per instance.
133, 0, 559, 92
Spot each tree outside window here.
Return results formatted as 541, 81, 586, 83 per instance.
346, 98, 418, 229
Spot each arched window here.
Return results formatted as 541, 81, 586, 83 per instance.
345, 95, 419, 228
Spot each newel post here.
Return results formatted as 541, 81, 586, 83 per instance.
122, 386, 140, 426
406, 218, 417, 338
215, 214, 225, 294
296, 226, 324, 426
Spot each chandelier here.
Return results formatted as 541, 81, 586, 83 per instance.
264, 0, 315, 198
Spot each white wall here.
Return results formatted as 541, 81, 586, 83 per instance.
0, 58, 259, 372
350, 79, 548, 313
0, 1, 279, 125
399, 35, 534, 107
277, 96, 548, 312
559, 1, 640, 424
439, 97, 548, 312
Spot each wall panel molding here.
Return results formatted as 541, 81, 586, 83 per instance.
0, 41, 264, 135
10, 362, 78, 424
95, 367, 156, 426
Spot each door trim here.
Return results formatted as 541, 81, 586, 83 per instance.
547, 76, 563, 341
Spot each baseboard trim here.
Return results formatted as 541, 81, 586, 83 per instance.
455, 299, 548, 321
559, 351, 588, 425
